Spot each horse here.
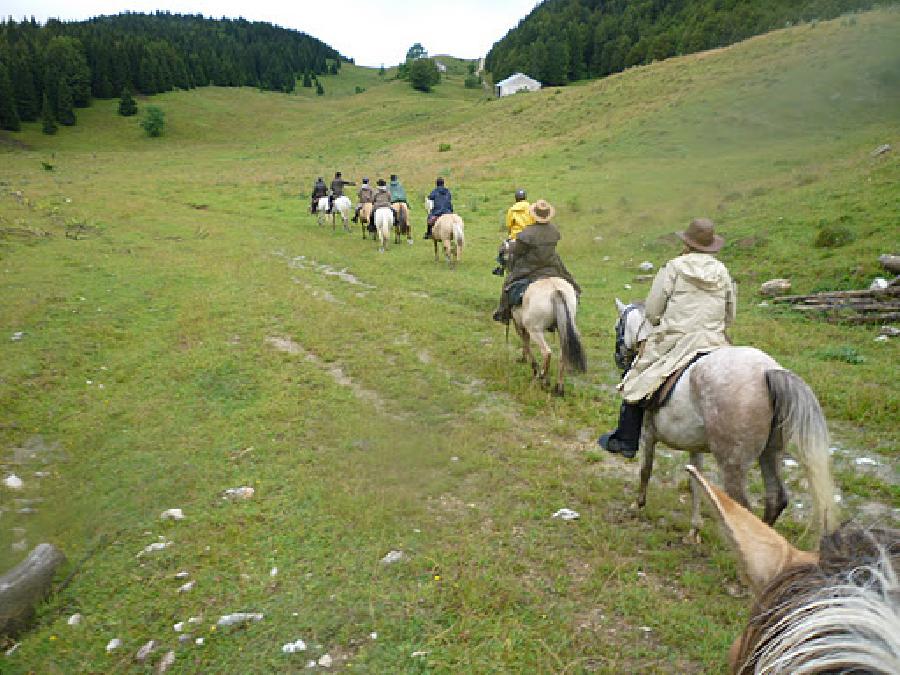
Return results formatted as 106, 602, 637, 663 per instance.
330, 195, 352, 232
432, 214, 465, 265
511, 278, 587, 396
373, 207, 393, 253
315, 196, 330, 226
392, 202, 412, 245
359, 202, 374, 239
612, 299, 837, 542
686, 465, 899, 675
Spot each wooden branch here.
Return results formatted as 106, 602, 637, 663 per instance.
772, 286, 900, 304
0, 543, 66, 637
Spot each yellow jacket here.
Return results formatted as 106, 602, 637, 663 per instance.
505, 200, 535, 240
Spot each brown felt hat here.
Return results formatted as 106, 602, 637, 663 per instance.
676, 218, 724, 253
530, 199, 556, 224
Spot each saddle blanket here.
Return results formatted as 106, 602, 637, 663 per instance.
641, 352, 708, 410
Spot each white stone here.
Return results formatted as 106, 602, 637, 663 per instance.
3, 474, 24, 490
173, 622, 185, 632
854, 457, 879, 466
137, 540, 172, 557
158, 650, 175, 673
270, 567, 279, 577
411, 651, 428, 658
318, 654, 333, 668
869, 277, 889, 291
135, 640, 156, 662
223, 486, 255, 500
194, 638, 204, 645
11, 331, 24, 341
760, 279, 791, 296
369, 631, 378, 640
552, 508, 580, 521
282, 639, 307, 654
380, 550, 406, 564
783, 458, 799, 468
638, 261, 654, 272
160, 508, 185, 521
106, 638, 122, 652
174, 571, 190, 579
217, 612, 263, 627
178, 580, 196, 593
67, 613, 83, 626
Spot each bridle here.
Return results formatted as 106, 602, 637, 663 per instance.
614, 304, 641, 375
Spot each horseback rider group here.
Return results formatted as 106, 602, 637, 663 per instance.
308, 174, 734, 458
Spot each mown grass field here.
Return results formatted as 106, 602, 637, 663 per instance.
1, 9, 898, 672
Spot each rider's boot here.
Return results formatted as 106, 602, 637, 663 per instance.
598, 401, 643, 459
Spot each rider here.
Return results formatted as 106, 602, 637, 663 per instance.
389, 174, 409, 231
310, 176, 327, 214
494, 188, 535, 275
492, 198, 581, 324
329, 171, 355, 212
599, 218, 736, 458
425, 177, 453, 239
353, 177, 374, 223
372, 178, 392, 220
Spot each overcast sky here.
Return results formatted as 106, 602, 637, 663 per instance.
4, 0, 542, 67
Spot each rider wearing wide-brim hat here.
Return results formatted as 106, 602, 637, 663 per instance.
599, 217, 736, 458
372, 178, 393, 221
492, 198, 581, 323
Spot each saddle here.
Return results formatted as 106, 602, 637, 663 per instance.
506, 279, 531, 308
641, 353, 708, 411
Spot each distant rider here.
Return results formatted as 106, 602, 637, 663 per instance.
389, 174, 410, 232
425, 177, 453, 239
311, 176, 327, 214
492, 198, 581, 323
494, 188, 535, 275
372, 178, 393, 220
598, 218, 736, 459
353, 177, 374, 223
329, 171, 355, 212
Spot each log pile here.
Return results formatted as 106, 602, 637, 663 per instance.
771, 281, 900, 324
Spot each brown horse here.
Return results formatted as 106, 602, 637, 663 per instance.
359, 202, 374, 239
391, 202, 412, 244
687, 466, 899, 674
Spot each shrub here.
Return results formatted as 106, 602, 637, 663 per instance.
140, 105, 165, 137
409, 58, 440, 92
464, 75, 481, 89
118, 88, 137, 116
819, 346, 864, 365
438, 143, 451, 152
814, 224, 855, 248
355, 86, 366, 94
316, 81, 324, 96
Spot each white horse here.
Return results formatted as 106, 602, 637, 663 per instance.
431, 214, 465, 265
315, 196, 330, 226
373, 206, 393, 253
613, 299, 837, 542
511, 278, 586, 396
331, 195, 352, 232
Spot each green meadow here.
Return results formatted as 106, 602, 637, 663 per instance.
1, 9, 897, 672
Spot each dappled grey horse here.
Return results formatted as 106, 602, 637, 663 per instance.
614, 300, 837, 542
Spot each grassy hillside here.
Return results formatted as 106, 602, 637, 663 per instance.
0, 9, 897, 672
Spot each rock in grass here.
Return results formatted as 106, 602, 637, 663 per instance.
638, 261, 654, 272
157, 650, 175, 673
0, 543, 66, 637
160, 508, 185, 521
870, 143, 891, 157
318, 654, 333, 668
3, 474, 24, 490
878, 254, 900, 274
217, 612, 264, 627
380, 550, 406, 564
135, 640, 156, 662
281, 638, 307, 653
67, 613, 83, 626
222, 486, 255, 500
552, 508, 580, 520
106, 638, 122, 652
759, 278, 791, 296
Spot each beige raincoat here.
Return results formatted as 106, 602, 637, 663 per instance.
620, 252, 736, 402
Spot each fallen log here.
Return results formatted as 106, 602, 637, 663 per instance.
0, 543, 66, 637
772, 286, 900, 304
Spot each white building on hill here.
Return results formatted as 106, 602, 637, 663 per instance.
495, 72, 541, 97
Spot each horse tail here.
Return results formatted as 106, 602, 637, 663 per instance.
552, 290, 587, 373
452, 218, 464, 247
766, 369, 837, 536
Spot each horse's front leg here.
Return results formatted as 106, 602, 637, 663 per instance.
633, 428, 656, 511
433, 239, 439, 261
687, 451, 703, 544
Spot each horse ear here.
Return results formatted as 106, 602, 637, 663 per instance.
615, 297, 627, 315
685, 465, 818, 595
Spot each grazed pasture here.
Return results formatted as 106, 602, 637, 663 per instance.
0, 10, 897, 672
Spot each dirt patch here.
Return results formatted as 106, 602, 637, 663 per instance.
0, 135, 32, 150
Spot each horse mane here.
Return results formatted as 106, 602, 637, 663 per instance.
735, 524, 900, 674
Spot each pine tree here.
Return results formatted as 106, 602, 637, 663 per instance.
118, 88, 138, 116
57, 82, 76, 125
302, 71, 312, 87
315, 81, 324, 95
40, 93, 57, 135
0, 61, 21, 131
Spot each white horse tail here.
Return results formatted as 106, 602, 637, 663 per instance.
552, 290, 586, 373
765, 369, 837, 536
452, 218, 464, 248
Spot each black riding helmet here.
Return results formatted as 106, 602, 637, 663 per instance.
515, 188, 526, 201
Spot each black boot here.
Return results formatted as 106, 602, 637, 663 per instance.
598, 401, 644, 459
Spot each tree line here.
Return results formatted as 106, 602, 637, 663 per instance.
0, 11, 344, 131
485, 0, 891, 86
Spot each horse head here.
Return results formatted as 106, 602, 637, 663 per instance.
613, 298, 646, 372
686, 465, 898, 674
